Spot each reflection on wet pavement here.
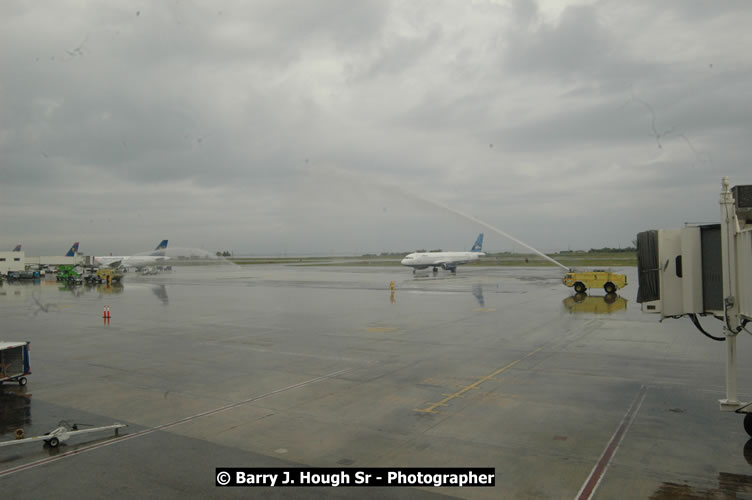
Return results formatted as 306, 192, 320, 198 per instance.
651, 472, 752, 499
563, 293, 627, 314
472, 284, 485, 308
651, 440, 752, 499
0, 389, 31, 437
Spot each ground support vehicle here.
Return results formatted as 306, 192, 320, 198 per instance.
0, 421, 126, 448
56, 265, 82, 284
97, 268, 123, 284
562, 270, 627, 294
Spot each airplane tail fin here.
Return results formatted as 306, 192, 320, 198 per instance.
12, 244, 21, 252
151, 239, 168, 256
65, 242, 79, 257
471, 233, 484, 252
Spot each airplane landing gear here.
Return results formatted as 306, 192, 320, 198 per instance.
432, 267, 438, 273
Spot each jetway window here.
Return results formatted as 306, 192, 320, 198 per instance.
636, 230, 659, 303
701, 225, 723, 311
13, 258, 20, 262
0, 258, 5, 262
675, 256, 682, 277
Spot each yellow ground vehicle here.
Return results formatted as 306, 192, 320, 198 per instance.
96, 268, 123, 284
562, 270, 627, 294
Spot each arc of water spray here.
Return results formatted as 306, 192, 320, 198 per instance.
309, 167, 569, 271
397, 188, 569, 271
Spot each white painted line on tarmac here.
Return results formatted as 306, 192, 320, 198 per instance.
0, 367, 353, 478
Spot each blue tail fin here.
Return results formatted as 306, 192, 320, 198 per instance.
65, 242, 79, 257
151, 239, 168, 256
471, 233, 484, 252
12, 244, 21, 252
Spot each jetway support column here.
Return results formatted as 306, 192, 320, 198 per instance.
719, 176, 745, 411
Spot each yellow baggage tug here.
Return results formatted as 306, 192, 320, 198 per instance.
562, 270, 628, 294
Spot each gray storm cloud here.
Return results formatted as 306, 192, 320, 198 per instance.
1, 0, 751, 256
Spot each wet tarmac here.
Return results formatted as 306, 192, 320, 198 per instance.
2, 265, 752, 498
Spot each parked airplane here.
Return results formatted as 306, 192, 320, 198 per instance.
11, 244, 21, 252
401, 233, 484, 273
94, 240, 169, 270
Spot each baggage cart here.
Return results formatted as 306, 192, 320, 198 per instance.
0, 341, 31, 386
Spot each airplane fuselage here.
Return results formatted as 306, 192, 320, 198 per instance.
400, 251, 484, 270
95, 240, 169, 269
95, 255, 169, 269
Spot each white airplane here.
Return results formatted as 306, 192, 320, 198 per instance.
95, 240, 169, 270
401, 233, 485, 273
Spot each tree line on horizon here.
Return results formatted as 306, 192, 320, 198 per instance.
361, 246, 636, 257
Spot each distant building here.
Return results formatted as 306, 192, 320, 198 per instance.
23, 255, 86, 267
0, 251, 25, 274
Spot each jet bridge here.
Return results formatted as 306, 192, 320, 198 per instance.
637, 177, 752, 436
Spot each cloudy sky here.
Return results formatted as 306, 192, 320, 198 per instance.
2, 0, 751, 256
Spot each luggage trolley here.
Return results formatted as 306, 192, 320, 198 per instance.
0, 341, 31, 386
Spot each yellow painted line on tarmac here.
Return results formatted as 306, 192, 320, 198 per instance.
414, 345, 546, 414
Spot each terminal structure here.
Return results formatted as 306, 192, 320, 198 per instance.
637, 177, 752, 435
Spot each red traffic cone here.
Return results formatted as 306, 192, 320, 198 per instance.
103, 306, 107, 318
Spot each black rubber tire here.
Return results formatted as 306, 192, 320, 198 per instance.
745, 414, 752, 438
604, 282, 616, 294
18, 377, 27, 386
744, 439, 752, 466
48, 437, 59, 448
574, 282, 586, 294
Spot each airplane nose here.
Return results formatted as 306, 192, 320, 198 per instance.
400, 258, 407, 265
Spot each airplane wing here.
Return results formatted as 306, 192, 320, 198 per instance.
439, 259, 469, 266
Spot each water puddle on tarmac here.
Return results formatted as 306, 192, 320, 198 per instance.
650, 439, 752, 498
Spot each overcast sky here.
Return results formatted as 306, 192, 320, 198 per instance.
2, 0, 751, 256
